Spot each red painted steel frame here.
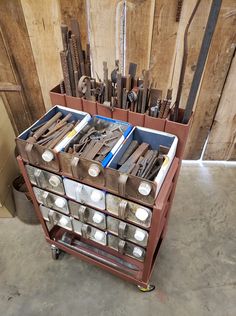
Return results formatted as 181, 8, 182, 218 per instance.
17, 99, 192, 288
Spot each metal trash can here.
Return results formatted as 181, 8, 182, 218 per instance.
12, 176, 39, 224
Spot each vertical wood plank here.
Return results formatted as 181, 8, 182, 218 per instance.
204, 52, 236, 160
21, 0, 63, 110
0, 0, 45, 122
149, 0, 178, 95
184, 0, 236, 159
0, 28, 31, 133
87, 0, 121, 79
171, 0, 211, 104
60, 0, 88, 49
125, 0, 155, 77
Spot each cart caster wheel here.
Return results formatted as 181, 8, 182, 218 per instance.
137, 284, 155, 292
51, 245, 60, 260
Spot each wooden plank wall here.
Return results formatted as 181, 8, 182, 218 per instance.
0, 0, 235, 160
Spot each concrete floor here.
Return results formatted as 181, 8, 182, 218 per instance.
0, 162, 236, 316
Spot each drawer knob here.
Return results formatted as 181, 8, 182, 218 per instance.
138, 181, 152, 196
42, 149, 54, 162
135, 208, 149, 222
94, 230, 105, 241
59, 216, 69, 226
49, 175, 61, 187
54, 197, 66, 208
134, 229, 146, 242
133, 246, 143, 258
88, 164, 100, 177
91, 190, 103, 202
92, 212, 103, 224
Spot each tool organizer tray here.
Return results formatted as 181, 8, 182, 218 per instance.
17, 104, 191, 290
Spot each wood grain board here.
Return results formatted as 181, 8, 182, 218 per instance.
0, 0, 235, 160
126, 0, 155, 77
87, 0, 121, 79
21, 0, 63, 110
0, 27, 31, 134
60, 0, 88, 49
184, 0, 236, 159
171, 0, 211, 106
149, 0, 179, 97
0, 0, 45, 125
204, 52, 236, 160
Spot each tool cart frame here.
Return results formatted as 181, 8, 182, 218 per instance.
17, 105, 191, 291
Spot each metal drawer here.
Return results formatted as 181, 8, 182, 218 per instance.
107, 234, 146, 262
72, 218, 107, 246
63, 178, 106, 210
33, 187, 69, 215
106, 193, 152, 228
107, 216, 148, 247
26, 165, 65, 195
40, 205, 72, 231
69, 200, 106, 229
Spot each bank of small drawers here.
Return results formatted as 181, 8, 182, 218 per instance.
29, 165, 150, 262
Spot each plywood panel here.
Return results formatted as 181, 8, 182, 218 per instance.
0, 0, 45, 122
126, 0, 155, 77
149, 0, 178, 95
184, 0, 236, 159
60, 0, 88, 49
87, 0, 121, 79
204, 53, 236, 160
171, 0, 211, 105
21, 0, 63, 110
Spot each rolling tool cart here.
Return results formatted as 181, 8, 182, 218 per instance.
16, 104, 191, 292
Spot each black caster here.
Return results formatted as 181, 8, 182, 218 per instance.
51, 245, 61, 260
137, 284, 156, 292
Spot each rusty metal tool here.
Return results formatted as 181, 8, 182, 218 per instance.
137, 88, 143, 113
128, 87, 138, 112
59, 80, 65, 94
26, 112, 62, 143
118, 143, 149, 173
117, 140, 139, 167
61, 24, 68, 51
182, 0, 222, 124
128, 63, 137, 79
176, 0, 184, 22
103, 61, 109, 101
42, 113, 72, 137
122, 88, 128, 109
116, 73, 122, 108
163, 100, 171, 119
85, 44, 91, 77
60, 51, 72, 96
47, 122, 75, 149
71, 18, 85, 75
141, 70, 149, 114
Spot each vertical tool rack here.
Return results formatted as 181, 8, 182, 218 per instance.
17, 94, 191, 291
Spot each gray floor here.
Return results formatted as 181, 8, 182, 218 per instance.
0, 162, 236, 316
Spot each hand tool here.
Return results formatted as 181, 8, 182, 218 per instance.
27, 112, 62, 143
117, 140, 139, 167
118, 143, 149, 173
141, 70, 149, 114
60, 51, 72, 96
71, 18, 85, 75
103, 61, 109, 101
182, 0, 222, 124
61, 24, 68, 51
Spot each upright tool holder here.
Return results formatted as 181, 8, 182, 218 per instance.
17, 104, 191, 292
